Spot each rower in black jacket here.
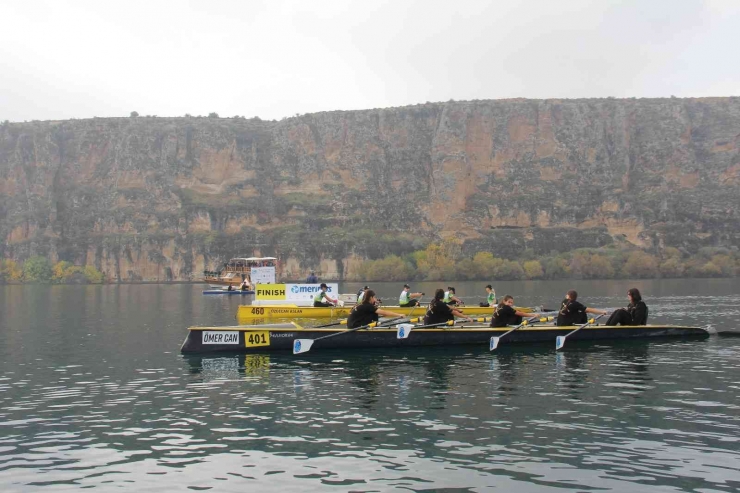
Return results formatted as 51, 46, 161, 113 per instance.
606, 288, 648, 325
556, 290, 607, 326
490, 295, 537, 327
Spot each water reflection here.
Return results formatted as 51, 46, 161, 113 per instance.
2, 282, 740, 492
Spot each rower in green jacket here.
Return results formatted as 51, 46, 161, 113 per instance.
399, 284, 424, 307
313, 283, 338, 307
443, 287, 464, 306
480, 284, 496, 307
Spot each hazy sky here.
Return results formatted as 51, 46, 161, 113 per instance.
1, 0, 738, 122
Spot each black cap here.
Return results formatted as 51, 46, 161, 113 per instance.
320, 283, 327, 288
449, 287, 455, 292
403, 284, 410, 288
363, 285, 369, 289
485, 284, 492, 289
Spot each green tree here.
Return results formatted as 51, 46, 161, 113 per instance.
23, 256, 53, 283
659, 258, 685, 278
416, 242, 457, 280
130, 111, 139, 117
710, 255, 737, 277
523, 260, 544, 279
367, 255, 414, 281
543, 257, 569, 279
621, 251, 659, 279
494, 260, 524, 280
1, 259, 24, 282
589, 254, 615, 279
208, 112, 219, 118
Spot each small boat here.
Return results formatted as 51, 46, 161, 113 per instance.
180, 322, 711, 354
203, 289, 255, 295
236, 303, 504, 320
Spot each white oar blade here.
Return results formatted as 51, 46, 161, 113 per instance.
397, 323, 414, 339
555, 335, 566, 351
293, 339, 314, 355
490, 336, 500, 351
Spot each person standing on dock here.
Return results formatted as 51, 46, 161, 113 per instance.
313, 283, 338, 307
490, 295, 537, 327
347, 290, 404, 328
306, 271, 318, 283
425, 289, 473, 325
556, 290, 608, 326
479, 284, 496, 307
399, 284, 424, 307
605, 288, 648, 326
239, 278, 251, 291
443, 287, 464, 306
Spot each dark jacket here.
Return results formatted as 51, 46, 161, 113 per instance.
628, 301, 648, 325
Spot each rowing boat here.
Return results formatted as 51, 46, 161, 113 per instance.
203, 289, 255, 295
180, 323, 710, 354
236, 303, 513, 320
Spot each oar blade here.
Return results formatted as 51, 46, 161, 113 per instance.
490, 336, 500, 351
293, 339, 314, 355
397, 323, 414, 339
555, 335, 566, 351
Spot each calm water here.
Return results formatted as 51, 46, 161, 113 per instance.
1, 279, 739, 492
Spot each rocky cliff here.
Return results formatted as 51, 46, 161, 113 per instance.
1, 97, 739, 281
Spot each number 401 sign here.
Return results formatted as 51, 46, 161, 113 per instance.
245, 331, 270, 348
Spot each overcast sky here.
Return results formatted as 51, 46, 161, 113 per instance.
1, 0, 738, 122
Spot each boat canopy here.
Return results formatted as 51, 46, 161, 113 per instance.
229, 257, 277, 262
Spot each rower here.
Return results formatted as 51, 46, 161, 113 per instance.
227, 284, 234, 291
443, 287, 464, 306
556, 290, 608, 326
605, 288, 648, 326
313, 283, 338, 307
357, 286, 369, 303
424, 288, 472, 325
490, 295, 536, 327
399, 284, 424, 307
347, 289, 404, 328
479, 284, 496, 307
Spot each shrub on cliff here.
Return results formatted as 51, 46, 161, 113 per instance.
52, 261, 85, 283
23, 256, 53, 283
84, 266, 105, 284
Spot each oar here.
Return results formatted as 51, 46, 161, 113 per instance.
397, 319, 456, 339
555, 313, 606, 350
489, 316, 540, 351
407, 295, 424, 319
313, 319, 348, 328
293, 316, 405, 354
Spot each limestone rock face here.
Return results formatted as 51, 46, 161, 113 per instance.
1, 97, 738, 281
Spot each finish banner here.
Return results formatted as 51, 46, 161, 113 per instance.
255, 283, 338, 301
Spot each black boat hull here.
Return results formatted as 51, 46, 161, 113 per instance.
180, 324, 710, 354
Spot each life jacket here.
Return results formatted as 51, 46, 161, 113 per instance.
399, 290, 410, 304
